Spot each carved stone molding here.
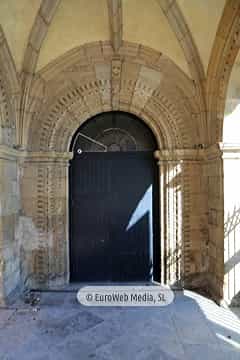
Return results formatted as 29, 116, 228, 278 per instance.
207, 1, 240, 143
1, 29, 222, 298
23, 42, 200, 154
0, 145, 22, 161
22, 151, 73, 163
0, 26, 20, 146
154, 144, 222, 162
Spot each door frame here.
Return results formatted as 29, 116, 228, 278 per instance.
68, 150, 161, 282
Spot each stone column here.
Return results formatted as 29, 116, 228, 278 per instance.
0, 145, 21, 305
204, 144, 224, 300
177, 144, 223, 301
155, 148, 215, 295
181, 154, 209, 293
155, 150, 183, 287
20, 151, 72, 290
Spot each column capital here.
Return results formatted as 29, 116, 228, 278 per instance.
154, 149, 204, 162
154, 144, 223, 163
0, 145, 22, 161
21, 151, 73, 164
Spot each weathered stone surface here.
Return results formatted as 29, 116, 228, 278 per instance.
0, 12, 232, 305
0, 148, 21, 305
0, 290, 240, 359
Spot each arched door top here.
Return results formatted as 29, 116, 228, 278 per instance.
70, 111, 158, 154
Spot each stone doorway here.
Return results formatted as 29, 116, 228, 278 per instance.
69, 112, 160, 282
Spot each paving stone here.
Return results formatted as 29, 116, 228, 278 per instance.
36, 309, 104, 344
0, 310, 15, 329
183, 344, 240, 360
0, 291, 239, 360
78, 319, 124, 348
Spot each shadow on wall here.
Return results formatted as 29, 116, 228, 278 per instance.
223, 98, 240, 306
164, 163, 182, 286
224, 207, 240, 306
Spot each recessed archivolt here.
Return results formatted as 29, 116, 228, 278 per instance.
26, 42, 201, 152
28, 80, 168, 151
49, 89, 181, 152
29, 80, 194, 151
50, 104, 167, 153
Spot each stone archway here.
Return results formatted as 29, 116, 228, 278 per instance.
17, 42, 220, 298
20, 102, 184, 289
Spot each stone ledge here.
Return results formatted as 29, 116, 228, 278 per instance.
154, 144, 222, 162
0, 145, 21, 161
0, 146, 74, 163
23, 151, 73, 163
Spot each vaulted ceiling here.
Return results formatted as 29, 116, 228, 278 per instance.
1, 0, 240, 146
0, 0, 227, 76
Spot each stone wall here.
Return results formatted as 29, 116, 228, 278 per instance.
20, 152, 71, 290
181, 159, 209, 293
20, 150, 186, 290
0, 34, 228, 303
0, 146, 21, 305
156, 148, 219, 297
204, 145, 224, 300
196, 144, 224, 300
0, 143, 225, 303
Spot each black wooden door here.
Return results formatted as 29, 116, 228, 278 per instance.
70, 151, 159, 282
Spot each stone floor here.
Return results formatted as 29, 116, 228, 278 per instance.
0, 289, 240, 360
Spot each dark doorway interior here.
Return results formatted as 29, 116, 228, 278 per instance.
69, 112, 160, 282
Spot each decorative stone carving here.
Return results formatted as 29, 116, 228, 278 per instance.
0, 38, 225, 302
